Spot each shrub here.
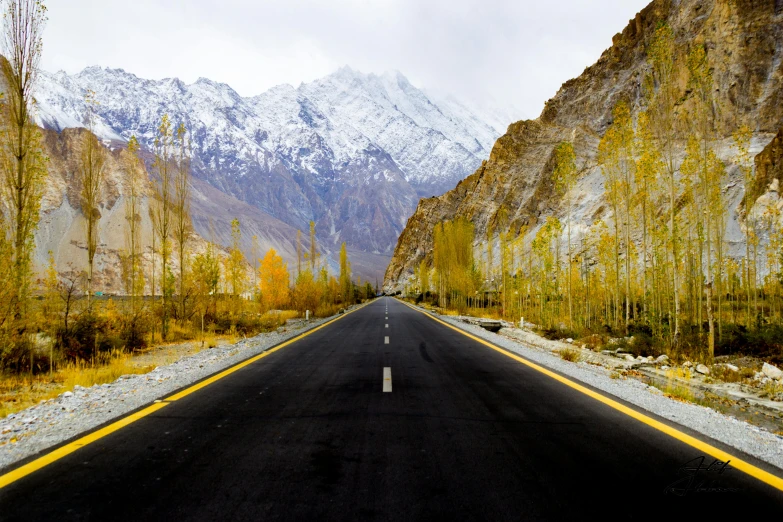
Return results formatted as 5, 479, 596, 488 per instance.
559, 347, 581, 362
121, 314, 149, 352
59, 313, 110, 362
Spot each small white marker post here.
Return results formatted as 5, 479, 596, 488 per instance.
383, 367, 392, 392
384, 336, 389, 344
385, 324, 388, 328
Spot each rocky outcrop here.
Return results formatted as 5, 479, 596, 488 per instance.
385, 0, 783, 291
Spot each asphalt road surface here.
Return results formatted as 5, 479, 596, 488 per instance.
1, 297, 782, 520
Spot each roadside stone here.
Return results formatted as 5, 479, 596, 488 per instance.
725, 364, 739, 372
661, 365, 670, 370
762, 362, 783, 380
655, 355, 669, 364
683, 361, 693, 368
62, 391, 73, 398
696, 364, 710, 375
624, 354, 635, 362
565, 338, 573, 344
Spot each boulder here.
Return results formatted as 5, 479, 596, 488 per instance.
683, 361, 693, 368
762, 362, 783, 380
696, 364, 710, 375
624, 354, 635, 362
655, 354, 669, 364
725, 364, 739, 372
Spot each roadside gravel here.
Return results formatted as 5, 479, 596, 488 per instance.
0, 309, 353, 471
426, 308, 783, 471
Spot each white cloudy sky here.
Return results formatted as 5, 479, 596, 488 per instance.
41, 0, 651, 121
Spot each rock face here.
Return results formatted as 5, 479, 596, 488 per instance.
384, 0, 783, 291
33, 66, 505, 282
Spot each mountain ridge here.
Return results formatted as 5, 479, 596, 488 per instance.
33, 65, 506, 282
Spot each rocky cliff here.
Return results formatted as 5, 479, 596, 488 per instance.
384, 0, 783, 292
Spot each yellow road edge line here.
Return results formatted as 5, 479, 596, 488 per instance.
0, 303, 369, 490
0, 402, 169, 490
399, 299, 783, 493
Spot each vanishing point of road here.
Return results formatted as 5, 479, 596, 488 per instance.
1, 297, 782, 520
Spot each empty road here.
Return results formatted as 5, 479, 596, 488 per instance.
1, 297, 782, 520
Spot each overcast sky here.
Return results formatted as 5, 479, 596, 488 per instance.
41, 0, 650, 121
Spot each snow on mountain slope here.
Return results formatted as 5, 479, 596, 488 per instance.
32, 65, 509, 280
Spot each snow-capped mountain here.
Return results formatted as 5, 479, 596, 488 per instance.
33, 65, 508, 279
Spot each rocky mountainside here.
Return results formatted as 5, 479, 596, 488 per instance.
33, 66, 505, 282
384, 0, 783, 292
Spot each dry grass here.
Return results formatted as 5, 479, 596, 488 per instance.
558, 347, 581, 362
0, 307, 313, 420
663, 367, 695, 403
710, 365, 755, 383
1, 352, 153, 419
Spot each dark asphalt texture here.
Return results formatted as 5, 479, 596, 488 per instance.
1, 297, 782, 521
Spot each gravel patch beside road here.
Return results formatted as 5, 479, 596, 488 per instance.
0, 308, 357, 471
422, 307, 783, 471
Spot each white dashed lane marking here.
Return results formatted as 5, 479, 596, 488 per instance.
383, 367, 392, 392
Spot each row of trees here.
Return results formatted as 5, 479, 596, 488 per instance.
413, 23, 778, 361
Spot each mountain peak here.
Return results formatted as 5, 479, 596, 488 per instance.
33, 63, 512, 280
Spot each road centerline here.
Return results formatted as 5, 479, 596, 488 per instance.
383, 367, 392, 392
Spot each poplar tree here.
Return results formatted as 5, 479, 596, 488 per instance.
648, 22, 682, 345
309, 220, 318, 272
296, 229, 302, 276
173, 122, 192, 321
78, 91, 106, 309
122, 135, 144, 317
734, 124, 755, 329
0, 0, 48, 320
151, 114, 174, 340
250, 234, 259, 299
226, 218, 247, 312
553, 141, 577, 327
339, 242, 351, 304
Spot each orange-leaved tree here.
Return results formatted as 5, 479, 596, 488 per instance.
258, 248, 290, 311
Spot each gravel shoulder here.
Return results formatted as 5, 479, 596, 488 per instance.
0, 306, 362, 472
411, 304, 783, 472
